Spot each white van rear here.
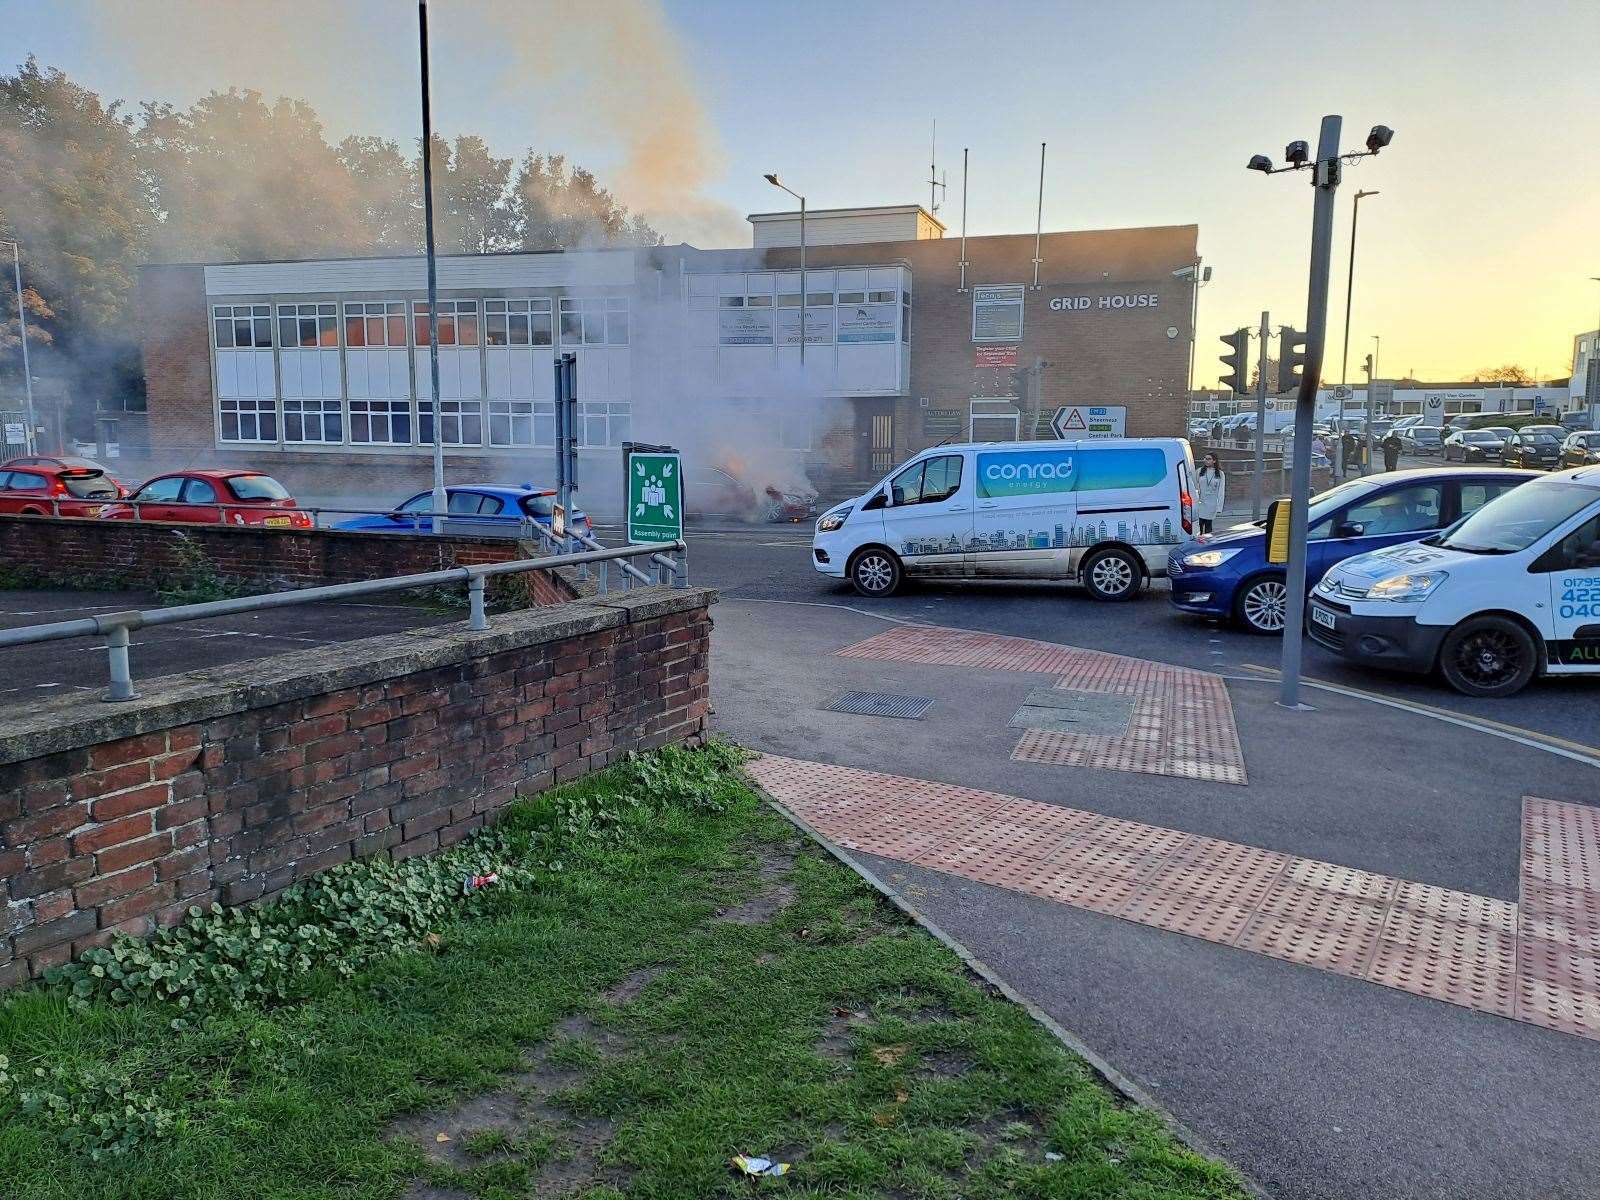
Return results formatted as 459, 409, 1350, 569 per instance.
812, 438, 1195, 598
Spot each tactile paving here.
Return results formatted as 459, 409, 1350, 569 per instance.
749, 756, 1600, 1043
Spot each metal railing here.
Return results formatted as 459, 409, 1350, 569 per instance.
0, 539, 686, 703
7, 495, 576, 533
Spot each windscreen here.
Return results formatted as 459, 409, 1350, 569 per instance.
228, 475, 291, 501
61, 472, 118, 499
1438, 481, 1598, 554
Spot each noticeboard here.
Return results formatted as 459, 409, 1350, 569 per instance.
624, 446, 684, 545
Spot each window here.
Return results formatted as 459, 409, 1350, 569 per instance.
219, 397, 277, 442
134, 476, 185, 503
488, 400, 553, 447
348, 399, 412, 445
579, 401, 630, 447
277, 303, 338, 348
1553, 515, 1600, 570
901, 291, 911, 343
1460, 482, 1520, 515
60, 473, 117, 500
1344, 484, 1444, 536
868, 290, 896, 304
398, 493, 433, 514
559, 297, 629, 346
4, 471, 46, 491
228, 475, 291, 501
283, 398, 344, 443
212, 304, 272, 348
889, 455, 963, 506
447, 491, 504, 516
182, 478, 217, 504
418, 399, 484, 447
413, 300, 480, 346
344, 301, 407, 348
485, 298, 554, 346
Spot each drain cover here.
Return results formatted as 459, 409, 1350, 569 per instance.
824, 690, 936, 720
1009, 688, 1135, 736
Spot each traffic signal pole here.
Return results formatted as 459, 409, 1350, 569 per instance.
1253, 311, 1269, 520
1279, 115, 1343, 711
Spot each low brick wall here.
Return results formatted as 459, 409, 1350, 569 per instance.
0, 514, 580, 606
0, 587, 714, 987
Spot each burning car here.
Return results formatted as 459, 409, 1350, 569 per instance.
690, 465, 819, 523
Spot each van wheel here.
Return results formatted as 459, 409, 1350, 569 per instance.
1235, 575, 1289, 634
1438, 616, 1538, 698
848, 547, 903, 598
1081, 547, 1141, 601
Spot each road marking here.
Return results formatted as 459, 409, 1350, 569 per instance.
723, 597, 915, 625
1238, 663, 1600, 770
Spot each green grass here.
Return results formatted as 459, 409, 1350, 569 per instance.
0, 745, 1247, 1200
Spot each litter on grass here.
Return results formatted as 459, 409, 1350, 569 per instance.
732, 1155, 791, 1177
463, 872, 500, 894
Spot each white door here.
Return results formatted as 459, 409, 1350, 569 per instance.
1543, 509, 1600, 672
880, 453, 971, 576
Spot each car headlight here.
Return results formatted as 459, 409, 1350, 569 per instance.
1182, 547, 1242, 569
817, 506, 852, 533
1364, 570, 1448, 602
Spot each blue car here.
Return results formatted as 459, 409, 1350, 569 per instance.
334, 483, 591, 540
1167, 467, 1537, 633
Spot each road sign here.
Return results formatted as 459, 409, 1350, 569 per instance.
551, 502, 566, 539
1050, 405, 1126, 439
1332, 384, 1352, 401
3, 423, 23, 443
625, 447, 683, 544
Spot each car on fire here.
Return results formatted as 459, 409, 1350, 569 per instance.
99, 470, 312, 528
690, 465, 818, 523
333, 484, 591, 539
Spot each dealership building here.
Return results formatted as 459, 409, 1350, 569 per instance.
137, 206, 1197, 508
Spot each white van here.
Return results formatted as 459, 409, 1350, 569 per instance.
812, 438, 1196, 599
1308, 465, 1600, 696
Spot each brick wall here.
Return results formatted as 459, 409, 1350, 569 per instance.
139, 264, 214, 456
0, 587, 713, 987
0, 514, 580, 606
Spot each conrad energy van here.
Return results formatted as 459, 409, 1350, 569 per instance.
812, 439, 1195, 598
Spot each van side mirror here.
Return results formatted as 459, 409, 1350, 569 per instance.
890, 486, 906, 507
1333, 521, 1365, 539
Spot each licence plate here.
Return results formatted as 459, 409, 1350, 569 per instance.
1310, 604, 1337, 631
264, 516, 291, 527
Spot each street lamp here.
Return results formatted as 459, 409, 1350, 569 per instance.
418, 0, 446, 534
1589, 277, 1600, 412
1172, 261, 1212, 404
1, 238, 37, 455
763, 173, 806, 365
1339, 189, 1379, 388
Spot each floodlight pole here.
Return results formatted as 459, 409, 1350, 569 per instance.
419, 0, 446, 535
4, 239, 37, 454
1279, 115, 1343, 711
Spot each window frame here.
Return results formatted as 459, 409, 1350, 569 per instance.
218, 397, 279, 443
347, 398, 414, 446
282, 398, 345, 444
418, 399, 485, 447
276, 302, 339, 349
484, 297, 554, 347
343, 301, 408, 349
212, 304, 273, 349
412, 299, 481, 347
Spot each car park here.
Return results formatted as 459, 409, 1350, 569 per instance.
1501, 427, 1563, 469
1443, 429, 1506, 462
814, 438, 1195, 599
332, 484, 591, 539
100, 470, 312, 528
1308, 465, 1600, 697
1399, 426, 1443, 456
0, 462, 124, 517
1168, 467, 1535, 633
1560, 431, 1600, 469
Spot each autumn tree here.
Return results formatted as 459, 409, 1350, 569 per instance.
510, 152, 660, 250
1473, 364, 1532, 385
336, 136, 420, 252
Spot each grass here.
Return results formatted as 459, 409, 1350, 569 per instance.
0, 745, 1247, 1200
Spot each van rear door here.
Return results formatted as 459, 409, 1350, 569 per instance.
1069, 443, 1185, 574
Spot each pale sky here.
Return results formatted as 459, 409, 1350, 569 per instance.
4, 0, 1598, 385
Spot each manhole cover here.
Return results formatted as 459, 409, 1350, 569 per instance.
824, 691, 936, 720
1009, 688, 1135, 736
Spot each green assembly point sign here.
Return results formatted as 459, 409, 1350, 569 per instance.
626, 450, 683, 544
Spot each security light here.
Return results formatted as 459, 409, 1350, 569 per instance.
1365, 125, 1394, 152
1247, 154, 1273, 173
763, 173, 781, 187
1284, 140, 1310, 166
1201, 266, 1213, 282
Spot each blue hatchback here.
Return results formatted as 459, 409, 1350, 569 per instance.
334, 483, 591, 540
1167, 467, 1537, 633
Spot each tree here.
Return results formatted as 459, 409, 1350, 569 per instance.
337, 136, 420, 253
428, 135, 516, 254
509, 152, 660, 250
1250, 357, 1279, 393
1472, 364, 1532, 385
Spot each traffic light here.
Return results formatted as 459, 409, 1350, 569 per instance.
1363, 353, 1374, 379
1277, 326, 1306, 394
1218, 328, 1249, 396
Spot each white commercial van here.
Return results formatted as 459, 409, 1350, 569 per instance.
1308, 464, 1600, 696
811, 438, 1195, 599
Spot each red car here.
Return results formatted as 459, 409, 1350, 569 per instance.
0, 459, 126, 517
101, 470, 313, 528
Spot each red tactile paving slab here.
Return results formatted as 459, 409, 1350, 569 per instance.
749, 756, 1600, 1042
833, 624, 1246, 785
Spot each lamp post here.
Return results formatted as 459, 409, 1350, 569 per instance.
763, 174, 806, 365
418, 0, 446, 534
1339, 189, 1379, 388
1172, 261, 1211, 409
1589, 277, 1600, 414
2, 238, 37, 455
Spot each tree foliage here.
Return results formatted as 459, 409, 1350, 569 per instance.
1472, 364, 1532, 385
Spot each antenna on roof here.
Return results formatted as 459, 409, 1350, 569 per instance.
928, 120, 947, 216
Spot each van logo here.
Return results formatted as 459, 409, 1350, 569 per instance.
984, 460, 1074, 481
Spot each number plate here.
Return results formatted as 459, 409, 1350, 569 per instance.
264, 516, 291, 527
1310, 604, 1337, 631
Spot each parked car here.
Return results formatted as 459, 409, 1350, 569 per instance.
1560, 411, 1595, 433
814, 438, 1195, 599
1443, 429, 1506, 462
1500, 428, 1563, 470
1399, 426, 1444, 456
100, 471, 312, 528
0, 461, 124, 517
2, 454, 127, 495
1390, 415, 1425, 433
333, 484, 591, 539
1309, 465, 1600, 697
1560, 431, 1600, 469
1167, 467, 1537, 633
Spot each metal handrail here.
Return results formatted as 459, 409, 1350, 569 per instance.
9, 495, 589, 535
0, 539, 687, 702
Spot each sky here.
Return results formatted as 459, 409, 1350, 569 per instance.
3, 0, 1598, 387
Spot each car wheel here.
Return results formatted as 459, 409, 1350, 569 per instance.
1235, 575, 1289, 634
1438, 616, 1538, 698
1081, 547, 1142, 601
20, 506, 45, 516
848, 547, 902, 598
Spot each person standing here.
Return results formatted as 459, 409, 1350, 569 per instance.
1382, 429, 1402, 472
1195, 452, 1226, 535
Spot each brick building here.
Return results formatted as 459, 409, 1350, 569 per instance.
134, 207, 1197, 510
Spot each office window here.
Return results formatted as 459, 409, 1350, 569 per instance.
485, 298, 554, 347
559, 297, 629, 346
413, 300, 480, 346
487, 399, 555, 447
213, 304, 273, 348
580, 401, 631, 447
419, 399, 484, 447
277, 303, 338, 348
344, 301, 407, 347
348, 399, 413, 444
219, 397, 278, 442
283, 398, 343, 443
